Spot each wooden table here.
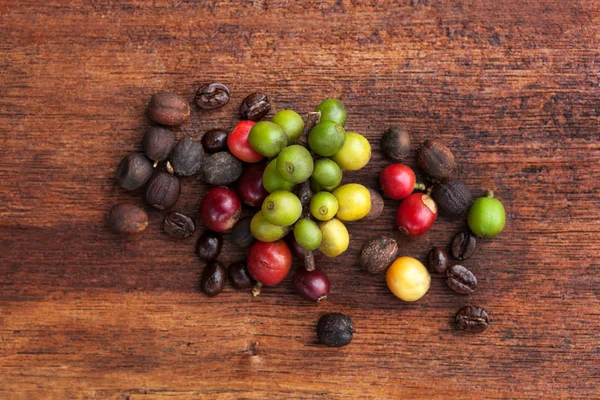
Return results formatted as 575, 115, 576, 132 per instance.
1, 1, 598, 398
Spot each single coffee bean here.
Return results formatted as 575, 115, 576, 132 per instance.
115, 152, 153, 190
446, 264, 477, 294
169, 137, 204, 176
380, 126, 411, 161
240, 92, 271, 121
228, 261, 254, 289
201, 129, 228, 153
163, 212, 195, 239
231, 216, 254, 248
200, 260, 227, 297
317, 313, 354, 347
196, 230, 223, 261
359, 236, 398, 274
427, 247, 449, 274
145, 172, 181, 210
455, 305, 489, 333
143, 126, 174, 163
417, 139, 455, 180
200, 151, 243, 185
431, 180, 472, 219
195, 83, 230, 110
147, 92, 190, 126
108, 203, 148, 234
451, 231, 477, 260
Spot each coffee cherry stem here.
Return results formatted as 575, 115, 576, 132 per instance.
485, 189, 495, 198
414, 182, 426, 191
304, 251, 315, 271
252, 281, 263, 297
297, 111, 321, 147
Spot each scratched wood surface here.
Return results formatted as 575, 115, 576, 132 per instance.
1, 1, 599, 398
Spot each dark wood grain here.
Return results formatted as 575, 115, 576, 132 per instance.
1, 1, 599, 398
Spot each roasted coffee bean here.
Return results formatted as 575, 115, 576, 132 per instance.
196, 230, 223, 261
145, 172, 181, 210
163, 212, 195, 239
380, 126, 411, 162
108, 203, 148, 234
143, 127, 174, 163
200, 151, 243, 185
169, 137, 204, 176
231, 217, 254, 248
195, 83, 230, 110
228, 261, 254, 289
200, 260, 227, 296
455, 306, 489, 333
317, 313, 355, 347
147, 92, 190, 126
427, 247, 449, 274
115, 152, 154, 190
446, 264, 477, 294
201, 129, 228, 153
451, 231, 477, 260
240, 92, 271, 121
417, 139, 455, 180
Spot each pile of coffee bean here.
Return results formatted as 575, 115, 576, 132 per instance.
108, 84, 273, 297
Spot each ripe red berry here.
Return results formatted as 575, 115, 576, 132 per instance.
228, 120, 264, 163
396, 193, 438, 236
199, 187, 242, 232
247, 240, 292, 287
292, 267, 331, 302
380, 164, 424, 200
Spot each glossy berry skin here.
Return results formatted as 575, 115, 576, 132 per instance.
292, 267, 331, 302
380, 164, 417, 200
396, 193, 438, 236
247, 240, 292, 286
199, 187, 242, 232
236, 163, 269, 207
227, 120, 264, 163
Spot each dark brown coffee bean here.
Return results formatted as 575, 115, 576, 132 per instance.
446, 265, 477, 294
200, 151, 243, 185
169, 137, 204, 177
108, 203, 148, 234
451, 232, 477, 260
145, 172, 181, 210
417, 139, 455, 180
116, 152, 153, 191
455, 306, 489, 333
147, 92, 190, 126
143, 127, 174, 163
201, 129, 228, 153
380, 127, 411, 161
196, 231, 223, 261
228, 261, 254, 289
200, 260, 227, 296
163, 212, 195, 239
195, 83, 230, 110
240, 93, 271, 121
427, 247, 449, 274
431, 180, 472, 219
231, 217, 254, 248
